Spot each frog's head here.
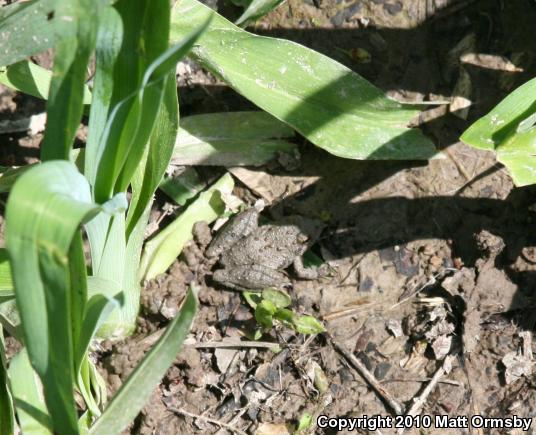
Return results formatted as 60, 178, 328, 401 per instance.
286, 215, 325, 247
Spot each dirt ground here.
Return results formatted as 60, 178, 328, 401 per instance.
2, 0, 536, 434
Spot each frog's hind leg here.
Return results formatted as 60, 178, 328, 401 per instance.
293, 256, 328, 280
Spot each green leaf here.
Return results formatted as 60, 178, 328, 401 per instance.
255, 299, 277, 328
171, 0, 436, 160
140, 172, 234, 280
159, 167, 207, 205
0, 326, 14, 435
461, 77, 536, 186
0, 249, 13, 298
0, 0, 57, 67
243, 291, 263, 309
292, 315, 325, 335
0, 61, 92, 103
126, 72, 179, 236
8, 349, 53, 435
84, 5, 124, 188
0, 165, 32, 194
89, 287, 198, 434
173, 112, 296, 166
41, 0, 105, 161
235, 0, 286, 25
93, 13, 208, 204
5, 161, 127, 435
262, 288, 291, 309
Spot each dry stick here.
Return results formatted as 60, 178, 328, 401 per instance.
396, 355, 455, 435
328, 333, 404, 415
169, 407, 248, 435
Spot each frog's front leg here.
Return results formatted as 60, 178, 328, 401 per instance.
293, 256, 328, 280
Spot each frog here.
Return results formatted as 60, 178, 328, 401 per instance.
207, 207, 326, 290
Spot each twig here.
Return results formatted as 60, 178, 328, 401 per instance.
397, 355, 455, 434
193, 340, 284, 349
328, 333, 403, 415
169, 407, 248, 435
381, 378, 461, 387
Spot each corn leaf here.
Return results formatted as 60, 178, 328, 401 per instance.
89, 287, 198, 434
461, 77, 536, 186
171, 0, 435, 160
173, 112, 297, 166
41, 0, 105, 161
8, 349, 52, 435
141, 173, 234, 280
0, 0, 56, 67
236, 0, 286, 25
0, 325, 14, 435
5, 161, 127, 434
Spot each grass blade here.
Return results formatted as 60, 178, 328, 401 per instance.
89, 287, 198, 434
140, 173, 234, 280
171, 0, 435, 160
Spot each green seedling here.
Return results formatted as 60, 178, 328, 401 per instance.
0, 0, 439, 432
244, 288, 325, 337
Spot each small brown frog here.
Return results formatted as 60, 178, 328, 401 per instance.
207, 207, 326, 290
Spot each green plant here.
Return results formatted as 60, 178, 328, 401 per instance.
244, 288, 325, 338
461, 77, 536, 186
0, 0, 438, 432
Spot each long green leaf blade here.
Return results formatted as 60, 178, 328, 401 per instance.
89, 287, 198, 434
41, 0, 103, 161
171, 0, 435, 160
5, 161, 126, 434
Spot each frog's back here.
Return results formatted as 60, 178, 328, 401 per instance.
221, 225, 304, 270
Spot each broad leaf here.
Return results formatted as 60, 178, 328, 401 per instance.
171, 0, 436, 160
461, 77, 536, 186
0, 0, 57, 67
